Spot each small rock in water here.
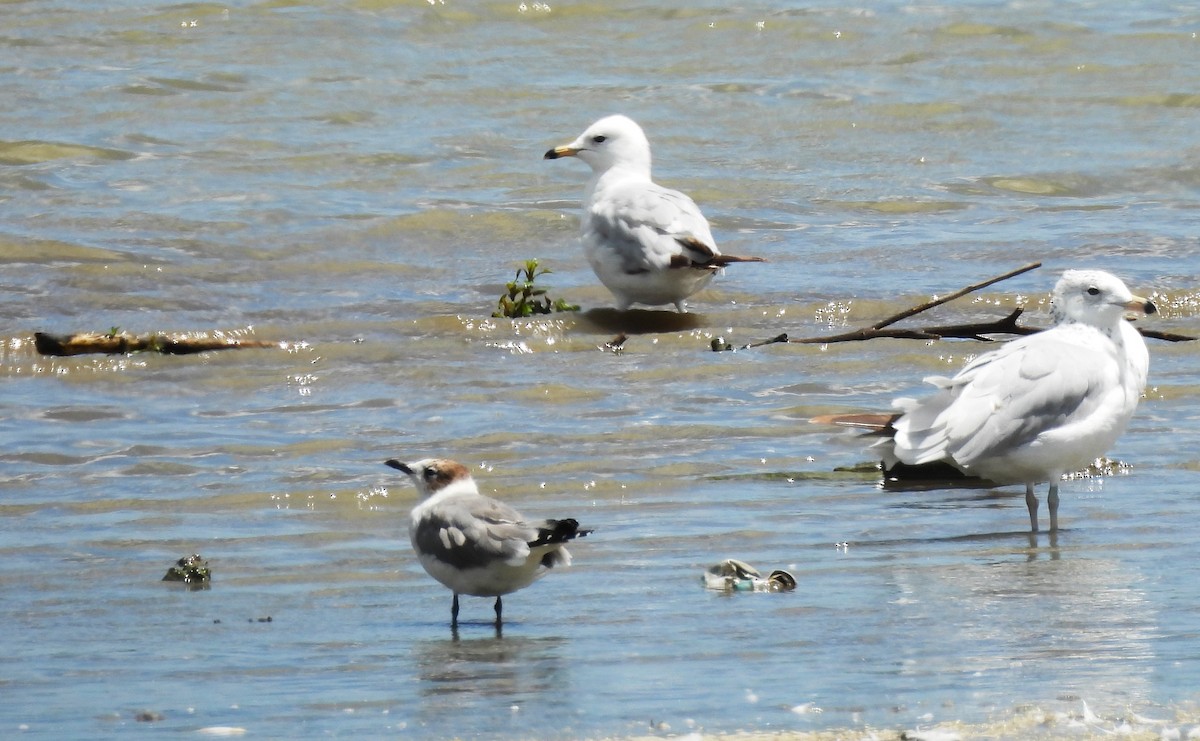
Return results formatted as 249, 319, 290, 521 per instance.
162, 554, 211, 587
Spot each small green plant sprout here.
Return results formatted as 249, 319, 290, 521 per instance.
492, 259, 580, 318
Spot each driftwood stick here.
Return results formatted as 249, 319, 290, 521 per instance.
713, 261, 1197, 351
790, 308, 1035, 344
916, 309, 1039, 340
787, 314, 1186, 345
34, 331, 281, 357
743, 333, 789, 350
1140, 328, 1199, 342
870, 261, 1042, 330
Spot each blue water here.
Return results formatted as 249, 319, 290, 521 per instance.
2, 1, 1200, 738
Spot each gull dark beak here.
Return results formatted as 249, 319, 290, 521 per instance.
385, 459, 414, 474
1125, 295, 1157, 316
544, 145, 578, 160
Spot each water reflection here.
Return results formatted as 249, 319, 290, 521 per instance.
880, 533, 1156, 709
412, 634, 572, 732
415, 633, 567, 695
573, 307, 708, 335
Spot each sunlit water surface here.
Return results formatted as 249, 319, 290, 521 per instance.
3, 1, 1200, 738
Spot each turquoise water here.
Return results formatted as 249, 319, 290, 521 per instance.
2, 1, 1200, 738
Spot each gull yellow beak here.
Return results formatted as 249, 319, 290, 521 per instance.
544, 145, 578, 160
1125, 294, 1157, 316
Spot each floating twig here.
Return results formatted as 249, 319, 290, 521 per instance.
602, 334, 628, 354
1140, 328, 1199, 342
34, 331, 281, 357
713, 262, 1196, 351
792, 307, 1035, 345
870, 261, 1042, 331
711, 333, 789, 352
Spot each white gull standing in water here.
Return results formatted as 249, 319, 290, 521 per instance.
385, 457, 591, 627
823, 270, 1156, 532
544, 114, 765, 312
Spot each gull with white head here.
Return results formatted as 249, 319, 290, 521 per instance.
821, 270, 1156, 532
544, 114, 765, 312
889, 269, 1155, 531
385, 457, 591, 628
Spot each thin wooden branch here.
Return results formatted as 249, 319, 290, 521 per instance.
870, 261, 1042, 330
34, 331, 281, 357
1140, 328, 1199, 342
713, 262, 1197, 351
789, 308, 1035, 345
715, 333, 790, 351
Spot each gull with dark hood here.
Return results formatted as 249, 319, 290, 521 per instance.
385, 457, 591, 628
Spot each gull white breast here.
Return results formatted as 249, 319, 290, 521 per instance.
385, 457, 591, 627
545, 114, 765, 312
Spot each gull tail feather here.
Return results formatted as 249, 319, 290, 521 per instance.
529, 518, 591, 570
810, 412, 899, 433
529, 518, 592, 548
673, 236, 767, 269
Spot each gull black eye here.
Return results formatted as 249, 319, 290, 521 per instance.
591, 135, 607, 144
423, 467, 439, 481
1086, 286, 1100, 296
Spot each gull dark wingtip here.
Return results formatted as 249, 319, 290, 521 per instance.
528, 517, 592, 547
559, 518, 593, 539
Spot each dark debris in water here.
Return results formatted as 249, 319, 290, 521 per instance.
711, 456, 1132, 495
707, 467, 882, 484
34, 329, 279, 356
882, 456, 1131, 490
710, 333, 788, 352
600, 333, 627, 354
162, 553, 211, 587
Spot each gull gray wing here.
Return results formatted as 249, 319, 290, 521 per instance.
585, 181, 717, 273
412, 493, 536, 571
895, 330, 1120, 467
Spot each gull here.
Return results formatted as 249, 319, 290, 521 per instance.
544, 114, 765, 312
384, 457, 591, 627
821, 270, 1156, 532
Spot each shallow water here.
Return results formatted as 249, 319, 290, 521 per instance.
3, 1, 1200, 738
